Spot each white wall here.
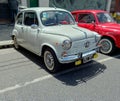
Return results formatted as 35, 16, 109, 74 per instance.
39, 0, 49, 7
21, 0, 27, 7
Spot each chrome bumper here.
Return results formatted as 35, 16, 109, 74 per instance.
59, 50, 97, 63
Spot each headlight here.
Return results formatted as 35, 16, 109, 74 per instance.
62, 40, 72, 50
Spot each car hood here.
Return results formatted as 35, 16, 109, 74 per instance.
42, 25, 96, 41
100, 22, 120, 31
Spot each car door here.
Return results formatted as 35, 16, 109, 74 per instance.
24, 11, 40, 53
15, 12, 25, 46
77, 13, 96, 31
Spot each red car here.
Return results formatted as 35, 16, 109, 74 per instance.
71, 10, 120, 54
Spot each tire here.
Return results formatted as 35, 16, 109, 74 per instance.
43, 48, 60, 73
99, 38, 115, 55
13, 36, 19, 49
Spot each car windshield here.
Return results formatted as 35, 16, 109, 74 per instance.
40, 11, 75, 26
97, 12, 115, 23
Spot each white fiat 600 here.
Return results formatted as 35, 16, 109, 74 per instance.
11, 7, 100, 73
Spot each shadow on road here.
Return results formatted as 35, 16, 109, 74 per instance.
17, 47, 107, 86
54, 61, 107, 86
17, 47, 45, 69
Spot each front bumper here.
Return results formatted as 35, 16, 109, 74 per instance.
59, 50, 98, 64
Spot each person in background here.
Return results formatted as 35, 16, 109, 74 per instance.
8, 0, 19, 24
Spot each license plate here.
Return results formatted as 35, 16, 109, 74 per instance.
75, 60, 82, 66
83, 55, 93, 63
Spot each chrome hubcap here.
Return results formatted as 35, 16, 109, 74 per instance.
100, 39, 112, 53
44, 51, 54, 70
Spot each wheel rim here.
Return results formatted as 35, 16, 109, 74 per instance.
44, 51, 55, 71
100, 39, 112, 54
14, 37, 19, 49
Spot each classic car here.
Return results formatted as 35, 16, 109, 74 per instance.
11, 7, 100, 73
71, 10, 120, 55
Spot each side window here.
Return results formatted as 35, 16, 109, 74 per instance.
16, 13, 23, 25
24, 12, 38, 26
78, 14, 95, 23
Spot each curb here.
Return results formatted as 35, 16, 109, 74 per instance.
0, 40, 13, 49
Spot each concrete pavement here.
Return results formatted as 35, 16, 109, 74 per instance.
0, 24, 13, 48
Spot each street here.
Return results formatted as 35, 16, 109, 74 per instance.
0, 48, 120, 101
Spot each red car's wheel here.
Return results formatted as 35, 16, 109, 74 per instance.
99, 38, 115, 55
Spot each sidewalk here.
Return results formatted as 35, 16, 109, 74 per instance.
0, 24, 14, 48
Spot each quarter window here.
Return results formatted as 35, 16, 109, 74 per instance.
72, 14, 77, 20
16, 13, 23, 25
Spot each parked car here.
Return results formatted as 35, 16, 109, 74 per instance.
71, 10, 120, 54
11, 7, 100, 73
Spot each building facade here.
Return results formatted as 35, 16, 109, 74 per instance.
0, 0, 120, 24
0, 0, 49, 24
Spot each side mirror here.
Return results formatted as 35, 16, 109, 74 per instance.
31, 24, 38, 29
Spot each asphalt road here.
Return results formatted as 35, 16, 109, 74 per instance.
0, 48, 120, 101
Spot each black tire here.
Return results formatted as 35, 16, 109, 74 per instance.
13, 36, 19, 49
99, 38, 115, 55
43, 48, 60, 73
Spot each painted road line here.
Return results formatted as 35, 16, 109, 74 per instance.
0, 54, 120, 94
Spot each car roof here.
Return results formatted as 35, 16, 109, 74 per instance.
21, 7, 68, 12
71, 10, 106, 14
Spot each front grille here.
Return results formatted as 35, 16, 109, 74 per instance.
69, 38, 96, 54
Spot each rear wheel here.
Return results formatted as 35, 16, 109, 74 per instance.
13, 36, 19, 49
43, 48, 60, 73
99, 38, 115, 55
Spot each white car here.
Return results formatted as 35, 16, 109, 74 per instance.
11, 7, 100, 73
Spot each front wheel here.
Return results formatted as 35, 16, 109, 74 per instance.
99, 38, 115, 55
43, 48, 60, 73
